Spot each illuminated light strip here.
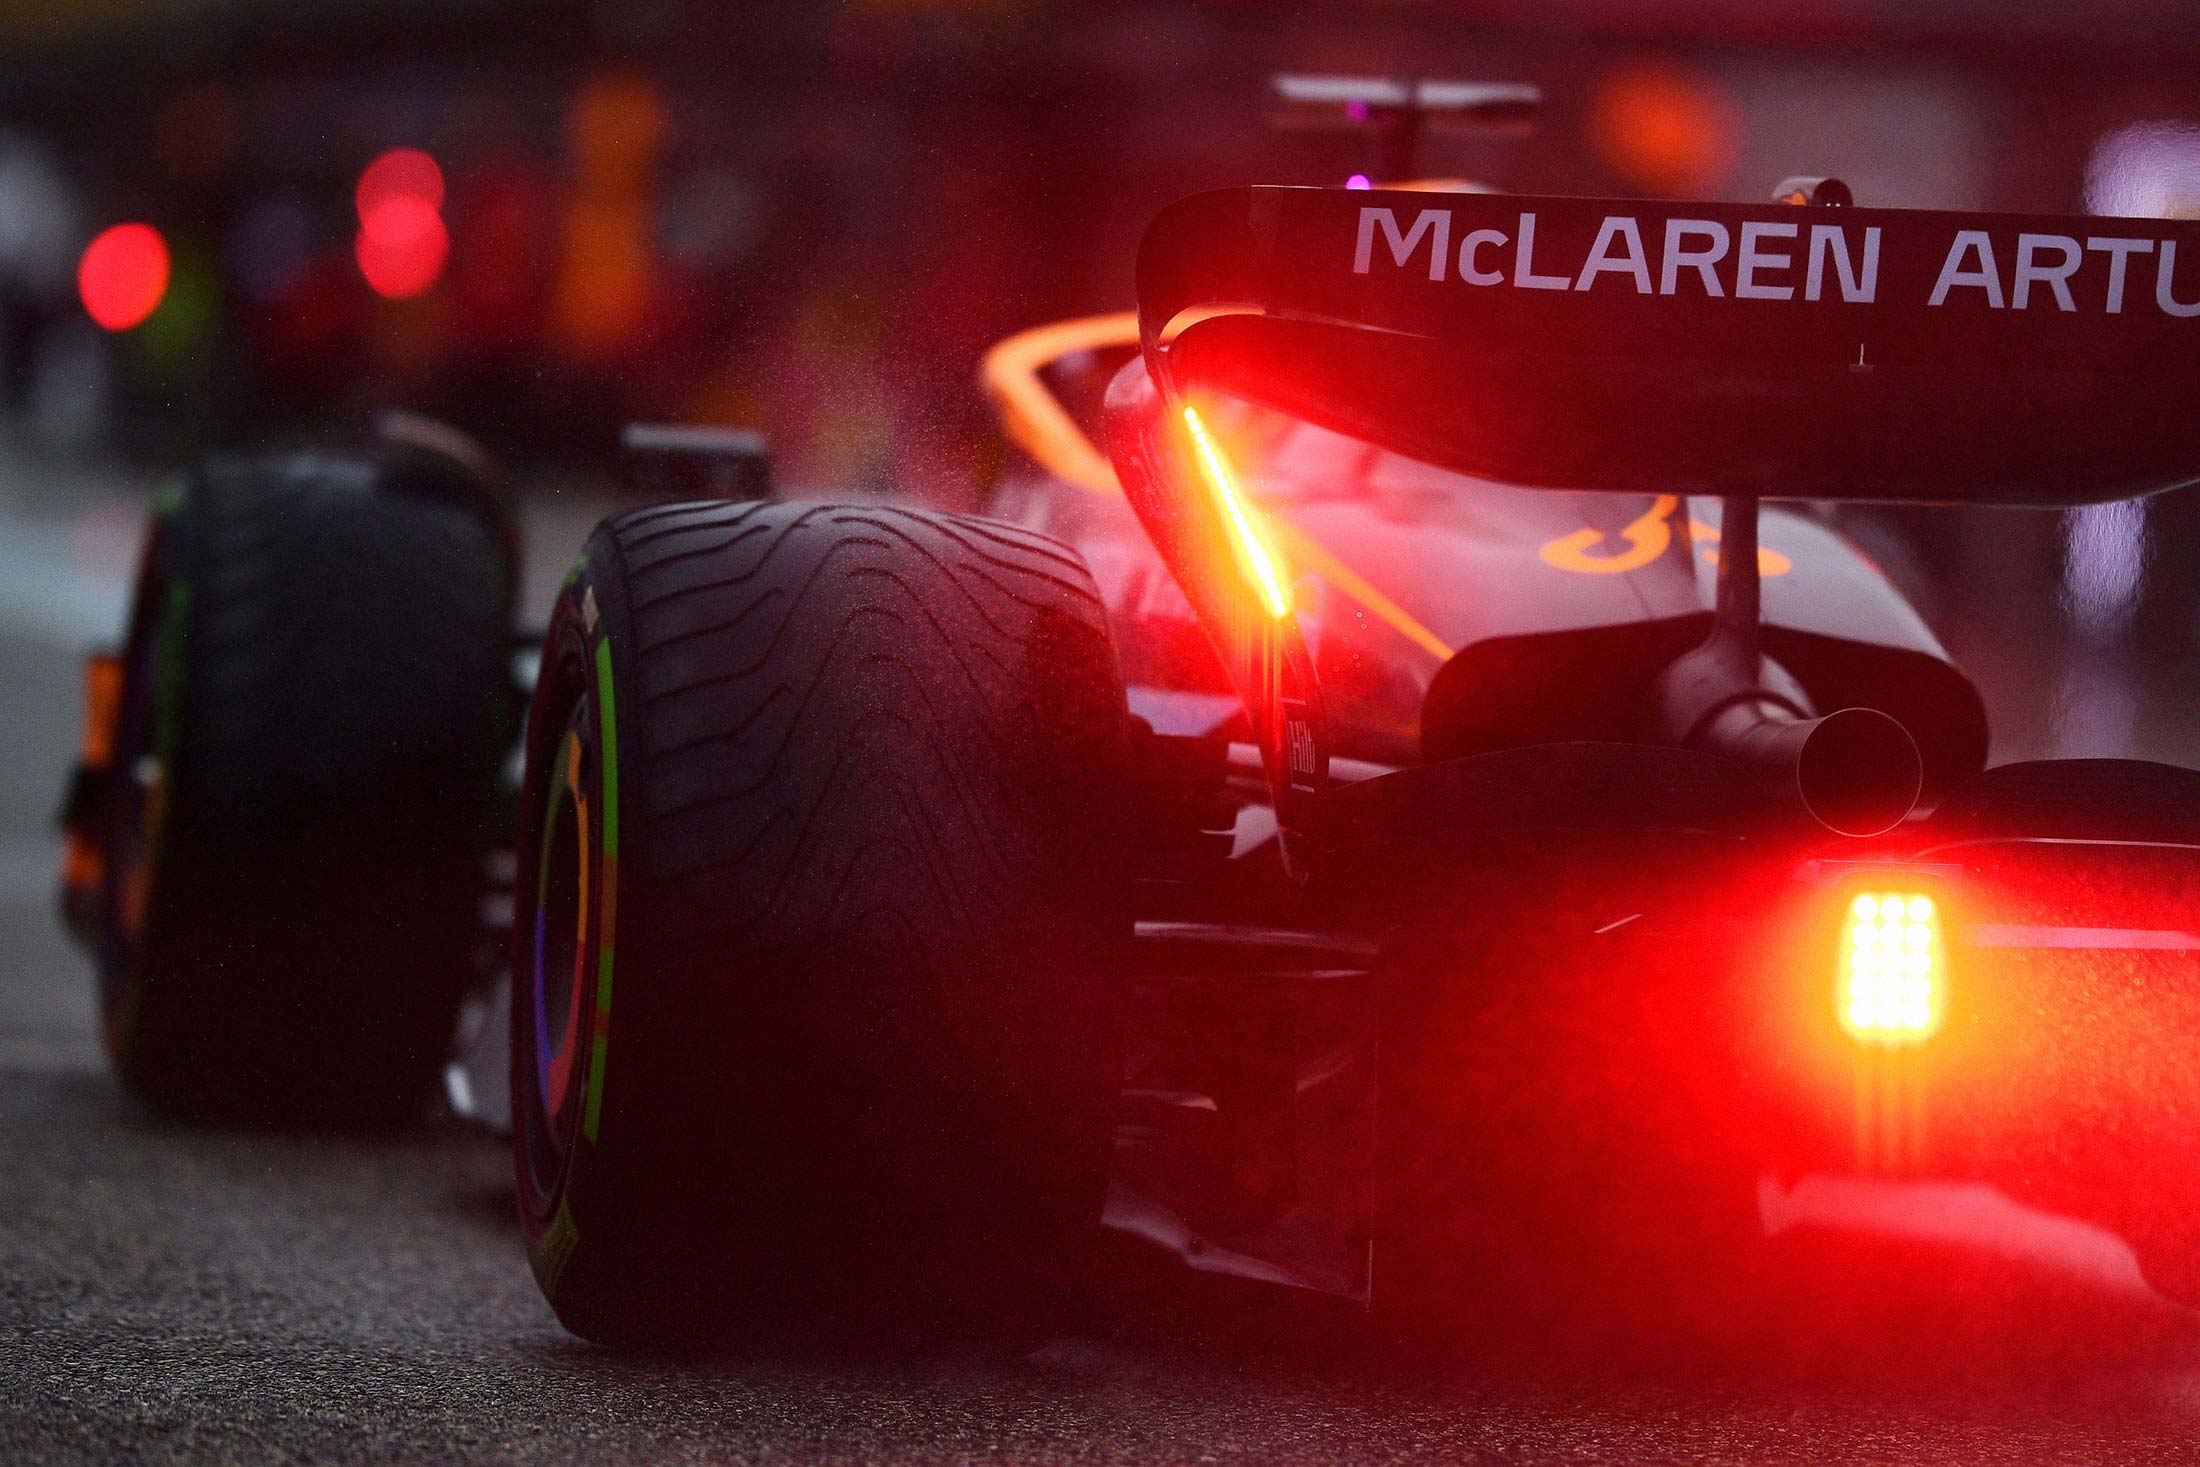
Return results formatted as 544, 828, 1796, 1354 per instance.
977, 313, 1454, 662
1182, 405, 1292, 620
1965, 924, 2200, 951
582, 635, 620, 1145
977, 312, 1140, 495
979, 309, 1267, 496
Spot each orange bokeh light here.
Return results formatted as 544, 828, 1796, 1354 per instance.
77, 223, 170, 332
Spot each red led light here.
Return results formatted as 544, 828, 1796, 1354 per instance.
356, 198, 449, 300
355, 147, 445, 221
1838, 891, 1944, 1044
77, 223, 170, 332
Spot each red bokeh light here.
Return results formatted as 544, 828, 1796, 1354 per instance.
77, 223, 171, 332
355, 147, 445, 222
355, 199, 450, 300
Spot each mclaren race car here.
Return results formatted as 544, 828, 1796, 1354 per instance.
59, 114, 2200, 1345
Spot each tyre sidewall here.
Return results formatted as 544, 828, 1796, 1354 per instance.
513, 547, 727, 1339
515, 508, 1130, 1346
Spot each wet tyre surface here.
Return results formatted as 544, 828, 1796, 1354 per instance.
7, 472, 2200, 1464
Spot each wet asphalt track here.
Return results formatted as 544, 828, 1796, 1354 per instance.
8, 450, 2200, 1463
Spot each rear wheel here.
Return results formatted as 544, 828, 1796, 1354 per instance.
514, 500, 1131, 1348
97, 451, 510, 1120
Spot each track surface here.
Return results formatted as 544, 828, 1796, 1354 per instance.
6, 452, 2200, 1463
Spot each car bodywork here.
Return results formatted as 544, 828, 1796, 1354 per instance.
978, 184, 2200, 1305
62, 175, 2200, 1315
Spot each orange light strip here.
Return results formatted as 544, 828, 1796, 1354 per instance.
1182, 405, 1292, 620
977, 312, 1139, 496
977, 312, 1454, 660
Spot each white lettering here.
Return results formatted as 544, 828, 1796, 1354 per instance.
2085, 236, 2153, 313
1457, 227, 1508, 286
1660, 219, 1728, 297
1930, 231, 2004, 307
2157, 239, 2200, 317
1513, 212, 1572, 290
1573, 216, 1652, 293
1804, 224, 1879, 303
2012, 233, 2082, 311
1736, 220, 1797, 300
1353, 207, 1451, 281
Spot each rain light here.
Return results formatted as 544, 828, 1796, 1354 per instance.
1838, 891, 1945, 1044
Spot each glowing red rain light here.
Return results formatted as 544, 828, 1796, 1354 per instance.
1838, 891, 1945, 1044
1586, 63, 1740, 196
78, 224, 171, 332
356, 198, 450, 300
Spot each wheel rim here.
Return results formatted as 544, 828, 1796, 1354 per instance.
522, 703, 592, 1206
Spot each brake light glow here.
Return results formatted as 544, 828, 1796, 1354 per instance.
1838, 891, 1944, 1044
1182, 404, 1291, 619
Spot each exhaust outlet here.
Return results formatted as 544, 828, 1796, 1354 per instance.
1699, 700, 1923, 837
1654, 494, 1922, 836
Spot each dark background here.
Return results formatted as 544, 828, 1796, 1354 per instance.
1, 0, 2195, 761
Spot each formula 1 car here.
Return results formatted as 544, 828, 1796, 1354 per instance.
59, 108, 2200, 1346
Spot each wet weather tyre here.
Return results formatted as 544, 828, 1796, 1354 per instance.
513, 500, 1130, 1349
97, 455, 510, 1120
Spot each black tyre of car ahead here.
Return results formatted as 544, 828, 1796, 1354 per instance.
98, 452, 510, 1121
513, 500, 1132, 1349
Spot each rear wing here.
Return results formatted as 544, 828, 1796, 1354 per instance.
1135, 186, 2200, 504
1107, 185, 2200, 857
